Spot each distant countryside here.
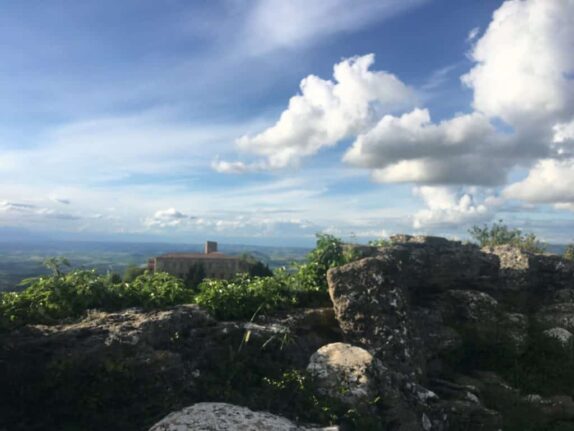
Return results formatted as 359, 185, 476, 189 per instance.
0, 241, 309, 292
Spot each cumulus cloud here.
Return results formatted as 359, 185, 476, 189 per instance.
217, 54, 415, 171
413, 187, 493, 229
461, 0, 574, 127
504, 159, 574, 205
344, 108, 509, 185
214, 0, 574, 231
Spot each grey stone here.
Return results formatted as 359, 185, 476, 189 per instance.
149, 403, 338, 431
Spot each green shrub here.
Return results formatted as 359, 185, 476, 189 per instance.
0, 270, 193, 331
123, 265, 146, 282
368, 238, 392, 248
469, 220, 546, 253
195, 274, 295, 320
564, 244, 574, 261
262, 370, 385, 430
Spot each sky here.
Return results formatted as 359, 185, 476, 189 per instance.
1, 0, 574, 246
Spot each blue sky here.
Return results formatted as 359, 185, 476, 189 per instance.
1, 0, 573, 246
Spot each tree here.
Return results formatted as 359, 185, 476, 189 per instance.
468, 220, 546, 253
43, 257, 71, 277
184, 262, 206, 291
239, 253, 274, 277
123, 265, 146, 283
564, 244, 574, 261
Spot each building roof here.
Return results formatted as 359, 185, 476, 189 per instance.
156, 252, 242, 261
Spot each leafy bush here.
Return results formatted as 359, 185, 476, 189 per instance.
564, 244, 574, 261
194, 234, 355, 320
123, 265, 146, 282
368, 238, 392, 248
469, 220, 546, 253
0, 270, 193, 330
195, 274, 295, 320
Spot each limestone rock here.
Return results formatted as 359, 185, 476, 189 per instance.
0, 305, 341, 431
543, 327, 574, 345
442, 290, 499, 323
536, 303, 574, 332
148, 403, 338, 431
307, 342, 383, 405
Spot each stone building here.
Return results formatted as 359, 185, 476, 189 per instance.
149, 241, 250, 280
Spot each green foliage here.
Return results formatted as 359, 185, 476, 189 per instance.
468, 220, 546, 253
193, 234, 356, 321
0, 270, 194, 330
563, 244, 574, 261
248, 261, 274, 277
445, 323, 574, 430
1, 233, 355, 329
184, 262, 206, 291
239, 253, 274, 277
292, 233, 350, 292
123, 265, 146, 282
43, 256, 71, 276
261, 370, 385, 430
368, 238, 392, 248
195, 274, 295, 320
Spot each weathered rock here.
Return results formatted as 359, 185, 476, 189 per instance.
148, 403, 338, 431
441, 290, 499, 323
502, 312, 529, 352
328, 256, 425, 378
543, 327, 574, 345
0, 305, 341, 431
307, 342, 383, 406
536, 303, 574, 332
524, 395, 574, 421
487, 245, 574, 293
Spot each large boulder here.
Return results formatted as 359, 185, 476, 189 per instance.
307, 342, 383, 406
148, 403, 338, 431
327, 256, 425, 378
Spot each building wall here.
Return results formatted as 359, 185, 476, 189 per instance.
155, 257, 250, 280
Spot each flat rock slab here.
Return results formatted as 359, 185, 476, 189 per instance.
149, 403, 338, 431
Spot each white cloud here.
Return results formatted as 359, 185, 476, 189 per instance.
504, 159, 574, 204
144, 207, 319, 238
144, 208, 195, 228
466, 27, 480, 43
243, 0, 429, 55
413, 186, 493, 229
553, 119, 574, 144
0, 112, 256, 185
344, 108, 508, 185
461, 0, 574, 127
218, 54, 415, 172
0, 200, 81, 222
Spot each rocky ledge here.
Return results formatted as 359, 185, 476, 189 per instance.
2, 235, 574, 430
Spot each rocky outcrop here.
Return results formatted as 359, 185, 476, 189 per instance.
149, 403, 338, 431
327, 235, 574, 430
0, 306, 341, 431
